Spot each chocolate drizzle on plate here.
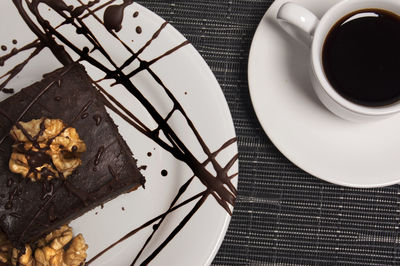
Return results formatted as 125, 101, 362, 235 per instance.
3, 0, 238, 264
2, 88, 14, 94
103, 0, 134, 32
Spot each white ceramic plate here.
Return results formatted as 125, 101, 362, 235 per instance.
0, 1, 238, 265
248, 0, 400, 188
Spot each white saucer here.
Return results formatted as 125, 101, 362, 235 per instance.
248, 0, 400, 188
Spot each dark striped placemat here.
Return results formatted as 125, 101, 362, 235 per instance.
137, 1, 400, 265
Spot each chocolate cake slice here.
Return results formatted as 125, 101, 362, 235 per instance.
0, 63, 145, 248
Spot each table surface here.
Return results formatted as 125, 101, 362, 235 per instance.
137, 1, 400, 265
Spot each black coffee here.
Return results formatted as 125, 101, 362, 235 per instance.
322, 9, 400, 107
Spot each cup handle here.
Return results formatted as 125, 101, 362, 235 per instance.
276, 2, 320, 46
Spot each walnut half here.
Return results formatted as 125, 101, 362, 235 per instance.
0, 225, 88, 266
9, 118, 86, 182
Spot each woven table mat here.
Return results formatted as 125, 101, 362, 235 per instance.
137, 1, 400, 265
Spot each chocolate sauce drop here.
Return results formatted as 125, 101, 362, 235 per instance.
103, 0, 134, 32
133, 11, 139, 18
12, 39, 17, 44
152, 224, 159, 230
94, 146, 105, 166
161, 170, 168, 177
138, 165, 147, 171
1, 45, 7, 51
93, 114, 102, 125
136, 26, 142, 34
74, 100, 93, 122
147, 152, 152, 157
3, 88, 14, 94
122, 207, 125, 211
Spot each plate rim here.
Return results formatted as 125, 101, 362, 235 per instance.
0, 1, 239, 265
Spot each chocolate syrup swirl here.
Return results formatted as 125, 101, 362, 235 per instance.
4, 0, 238, 264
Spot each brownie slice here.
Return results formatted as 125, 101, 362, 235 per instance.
0, 63, 145, 248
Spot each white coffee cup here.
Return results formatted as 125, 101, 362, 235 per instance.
277, 0, 400, 122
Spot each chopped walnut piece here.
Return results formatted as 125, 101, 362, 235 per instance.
0, 225, 88, 266
11, 245, 33, 266
63, 234, 87, 266
35, 225, 88, 266
0, 231, 12, 264
9, 118, 86, 182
